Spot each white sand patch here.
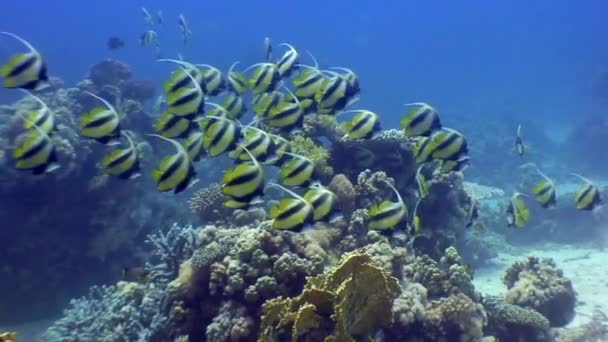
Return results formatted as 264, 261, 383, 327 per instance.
473, 243, 608, 328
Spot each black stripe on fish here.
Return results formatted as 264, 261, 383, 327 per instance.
299, 72, 323, 88
286, 159, 311, 179
9, 54, 37, 77
107, 149, 134, 169
210, 121, 230, 147
371, 205, 402, 222
159, 153, 185, 183
409, 109, 432, 128
536, 184, 552, 197
435, 132, 460, 152
84, 113, 115, 128
320, 78, 344, 103
226, 166, 260, 187
253, 66, 271, 89
350, 114, 371, 132
277, 200, 307, 220
311, 191, 330, 208
271, 104, 300, 121
20, 136, 47, 160
172, 90, 199, 107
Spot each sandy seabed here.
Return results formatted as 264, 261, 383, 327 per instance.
474, 243, 608, 327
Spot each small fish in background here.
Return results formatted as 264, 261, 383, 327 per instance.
506, 192, 530, 228
515, 124, 526, 157
0, 32, 49, 90
140, 30, 159, 47
532, 167, 557, 209
121, 266, 149, 283
264, 37, 272, 61
178, 14, 192, 46
466, 200, 485, 233
156, 10, 164, 26
107, 36, 125, 50
141, 7, 154, 26
571, 173, 602, 211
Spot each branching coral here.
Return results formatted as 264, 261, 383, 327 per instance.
502, 256, 576, 327
258, 250, 401, 341
44, 224, 199, 341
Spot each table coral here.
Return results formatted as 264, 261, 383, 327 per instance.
258, 250, 401, 341
503, 256, 576, 327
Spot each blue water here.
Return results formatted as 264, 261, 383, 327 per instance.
2, 0, 608, 337
2, 0, 607, 131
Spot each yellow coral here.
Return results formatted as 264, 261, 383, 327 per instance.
258, 250, 400, 341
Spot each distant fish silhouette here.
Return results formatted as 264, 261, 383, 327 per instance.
107, 36, 125, 50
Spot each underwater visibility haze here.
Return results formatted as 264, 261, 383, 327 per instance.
1, 0, 608, 341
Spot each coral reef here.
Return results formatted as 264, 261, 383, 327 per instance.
0, 58, 186, 323
44, 224, 200, 341
258, 249, 400, 341
412, 172, 474, 259
482, 295, 551, 341
167, 224, 330, 340
503, 256, 576, 327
